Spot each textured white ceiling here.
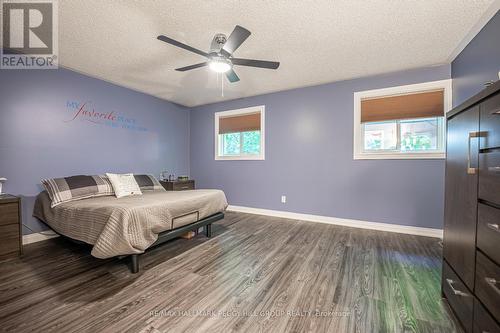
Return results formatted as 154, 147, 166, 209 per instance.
54, 0, 498, 106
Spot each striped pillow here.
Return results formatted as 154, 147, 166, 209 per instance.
134, 174, 165, 191
42, 175, 114, 208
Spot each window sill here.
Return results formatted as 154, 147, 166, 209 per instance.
215, 155, 265, 161
353, 152, 445, 160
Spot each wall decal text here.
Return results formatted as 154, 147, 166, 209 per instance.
65, 100, 149, 132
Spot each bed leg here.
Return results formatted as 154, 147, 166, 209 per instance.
205, 223, 212, 238
130, 254, 139, 273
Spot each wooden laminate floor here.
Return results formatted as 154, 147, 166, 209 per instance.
0, 212, 461, 333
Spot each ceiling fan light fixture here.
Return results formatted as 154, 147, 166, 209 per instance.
158, 25, 279, 83
209, 57, 231, 73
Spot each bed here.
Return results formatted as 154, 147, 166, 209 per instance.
33, 189, 228, 272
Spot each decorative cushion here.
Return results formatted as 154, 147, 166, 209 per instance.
106, 173, 142, 198
133, 174, 165, 191
42, 175, 114, 208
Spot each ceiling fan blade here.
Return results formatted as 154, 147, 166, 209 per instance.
175, 62, 207, 72
221, 25, 251, 57
225, 69, 240, 83
157, 35, 208, 58
231, 58, 280, 69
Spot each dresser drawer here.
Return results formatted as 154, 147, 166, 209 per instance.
477, 204, 500, 265
443, 261, 474, 333
474, 298, 500, 333
475, 251, 500, 323
0, 202, 19, 226
160, 180, 195, 191
480, 92, 500, 150
479, 151, 500, 206
173, 181, 195, 191
0, 224, 21, 256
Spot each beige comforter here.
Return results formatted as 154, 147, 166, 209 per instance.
33, 190, 228, 258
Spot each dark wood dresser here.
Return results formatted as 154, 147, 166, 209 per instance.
443, 81, 500, 333
160, 180, 195, 191
0, 195, 22, 259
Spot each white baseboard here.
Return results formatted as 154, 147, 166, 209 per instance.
23, 232, 59, 245
227, 205, 443, 238
21, 207, 442, 245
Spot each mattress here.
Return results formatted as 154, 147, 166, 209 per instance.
33, 189, 228, 258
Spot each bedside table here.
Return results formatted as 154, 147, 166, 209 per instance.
160, 180, 195, 191
0, 195, 22, 259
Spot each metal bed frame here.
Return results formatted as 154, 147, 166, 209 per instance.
60, 212, 225, 273
128, 212, 224, 273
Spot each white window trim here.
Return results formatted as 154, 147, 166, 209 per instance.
353, 79, 452, 160
214, 105, 265, 161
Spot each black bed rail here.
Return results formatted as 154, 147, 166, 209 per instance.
129, 212, 224, 273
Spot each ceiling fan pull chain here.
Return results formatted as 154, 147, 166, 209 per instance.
221, 74, 224, 97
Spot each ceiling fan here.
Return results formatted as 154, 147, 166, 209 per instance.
157, 25, 280, 83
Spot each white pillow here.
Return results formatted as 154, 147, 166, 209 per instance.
106, 173, 142, 198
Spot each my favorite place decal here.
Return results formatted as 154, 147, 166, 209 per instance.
65, 100, 149, 132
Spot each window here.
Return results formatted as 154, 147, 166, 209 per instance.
353, 80, 451, 160
215, 106, 265, 160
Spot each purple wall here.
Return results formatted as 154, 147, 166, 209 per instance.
452, 10, 500, 107
190, 65, 450, 229
0, 68, 190, 234
5, 9, 497, 235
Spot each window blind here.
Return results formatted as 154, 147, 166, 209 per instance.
360, 90, 444, 123
218, 112, 261, 134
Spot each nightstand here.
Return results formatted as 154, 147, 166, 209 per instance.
160, 180, 195, 191
0, 195, 22, 259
